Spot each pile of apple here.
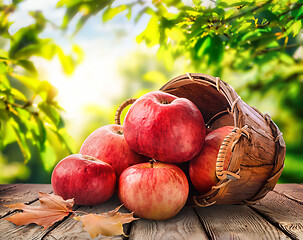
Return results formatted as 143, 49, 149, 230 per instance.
51, 91, 233, 220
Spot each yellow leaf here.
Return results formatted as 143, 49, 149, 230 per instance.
5, 192, 74, 230
74, 205, 138, 238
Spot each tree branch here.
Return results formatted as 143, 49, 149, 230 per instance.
224, 0, 273, 23
258, 2, 303, 28
256, 43, 303, 55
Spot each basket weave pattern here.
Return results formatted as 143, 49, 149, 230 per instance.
116, 73, 286, 206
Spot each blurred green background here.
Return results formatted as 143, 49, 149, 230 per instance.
0, 0, 302, 184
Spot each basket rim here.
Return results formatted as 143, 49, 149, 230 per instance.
160, 72, 286, 206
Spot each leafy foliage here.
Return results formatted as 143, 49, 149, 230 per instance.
58, 0, 303, 182
1, 0, 303, 183
0, 1, 81, 182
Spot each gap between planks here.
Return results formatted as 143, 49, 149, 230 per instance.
42, 194, 127, 240
0, 184, 53, 219
129, 206, 208, 240
248, 184, 303, 240
194, 204, 290, 240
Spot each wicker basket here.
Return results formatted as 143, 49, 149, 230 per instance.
115, 73, 286, 206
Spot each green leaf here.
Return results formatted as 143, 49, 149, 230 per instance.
280, 53, 295, 65
74, 15, 90, 35
291, 5, 303, 20
165, 27, 185, 42
60, 5, 81, 29
12, 0, 24, 4
0, 100, 6, 110
194, 35, 224, 65
10, 117, 31, 163
259, 10, 278, 22
9, 26, 39, 59
56, 128, 76, 154
193, 0, 201, 6
291, 21, 302, 37
0, 49, 9, 59
29, 11, 47, 30
17, 60, 37, 76
12, 73, 41, 92
38, 102, 61, 127
136, 16, 160, 47
126, 7, 132, 20
56, 0, 82, 8
37, 80, 58, 102
0, 120, 15, 148
161, 0, 183, 7
0, 74, 11, 89
195, 36, 210, 59
236, 22, 253, 33
0, 62, 8, 75
240, 29, 270, 44
32, 114, 46, 145
40, 141, 57, 172
135, 7, 155, 23
57, 47, 75, 75
218, 0, 253, 8
39, 43, 57, 60
102, 5, 127, 22
10, 88, 27, 102
72, 44, 84, 64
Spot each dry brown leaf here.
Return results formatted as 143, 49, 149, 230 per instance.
74, 205, 139, 239
4, 192, 74, 230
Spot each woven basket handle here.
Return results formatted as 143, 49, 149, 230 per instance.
115, 98, 137, 125
216, 127, 249, 181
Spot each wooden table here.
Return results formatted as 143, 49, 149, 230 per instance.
0, 184, 302, 240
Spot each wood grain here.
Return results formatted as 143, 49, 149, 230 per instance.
0, 188, 58, 240
0, 184, 53, 217
250, 189, 303, 240
129, 206, 208, 240
0, 184, 302, 240
43, 194, 127, 240
195, 204, 290, 240
273, 183, 303, 204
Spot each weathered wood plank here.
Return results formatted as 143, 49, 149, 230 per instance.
0, 184, 53, 218
273, 183, 303, 204
0, 184, 18, 191
250, 190, 303, 240
129, 206, 208, 240
43, 194, 128, 240
0, 191, 59, 240
0, 191, 127, 240
195, 204, 290, 240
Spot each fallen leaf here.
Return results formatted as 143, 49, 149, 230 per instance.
4, 192, 74, 229
74, 205, 139, 238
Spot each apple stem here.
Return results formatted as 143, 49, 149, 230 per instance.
149, 159, 156, 168
116, 130, 123, 135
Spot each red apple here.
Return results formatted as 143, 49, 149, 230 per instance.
51, 154, 116, 205
123, 91, 206, 163
206, 128, 212, 135
118, 161, 189, 220
189, 126, 234, 195
79, 124, 147, 181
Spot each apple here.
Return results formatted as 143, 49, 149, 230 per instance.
118, 161, 189, 220
123, 91, 206, 163
205, 128, 212, 135
79, 124, 147, 182
189, 126, 234, 195
51, 154, 116, 205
